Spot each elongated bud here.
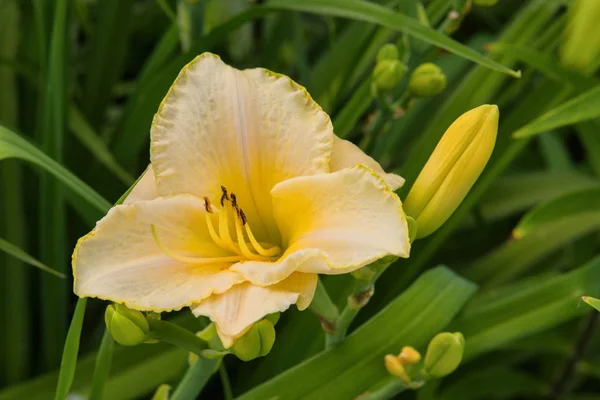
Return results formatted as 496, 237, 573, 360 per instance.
384, 354, 410, 384
372, 60, 407, 92
151, 384, 171, 400
560, 0, 600, 71
376, 43, 399, 62
231, 320, 276, 361
105, 304, 150, 346
408, 63, 446, 97
404, 105, 498, 238
399, 346, 421, 365
265, 312, 280, 326
424, 332, 465, 378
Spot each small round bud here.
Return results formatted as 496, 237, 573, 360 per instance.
265, 312, 280, 326
376, 44, 399, 62
408, 63, 447, 97
424, 332, 465, 378
398, 346, 421, 365
231, 320, 276, 361
384, 354, 410, 384
105, 304, 150, 346
372, 60, 407, 91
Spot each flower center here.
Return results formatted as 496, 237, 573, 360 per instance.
151, 186, 282, 266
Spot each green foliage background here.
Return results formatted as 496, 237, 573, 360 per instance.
1, 0, 600, 399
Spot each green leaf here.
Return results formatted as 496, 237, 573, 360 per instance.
513, 187, 600, 238
68, 107, 134, 186
0, 236, 65, 278
452, 256, 600, 360
513, 85, 600, 138
0, 124, 111, 214
267, 0, 520, 77
54, 298, 87, 400
489, 43, 596, 92
238, 266, 477, 399
582, 296, 600, 312
89, 331, 115, 400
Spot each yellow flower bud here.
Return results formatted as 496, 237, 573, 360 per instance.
376, 44, 400, 62
384, 354, 410, 384
105, 304, 150, 346
408, 63, 446, 97
424, 332, 465, 378
372, 60, 407, 91
231, 320, 276, 362
404, 104, 498, 238
151, 384, 171, 400
398, 346, 422, 365
561, 0, 600, 71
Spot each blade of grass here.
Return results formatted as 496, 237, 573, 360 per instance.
39, 0, 69, 370
54, 298, 87, 400
0, 237, 65, 278
89, 331, 114, 400
576, 121, 600, 178
267, 0, 520, 77
513, 85, 600, 138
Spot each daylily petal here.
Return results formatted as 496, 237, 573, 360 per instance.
123, 164, 158, 204
330, 135, 405, 191
192, 272, 317, 347
151, 53, 333, 242
73, 195, 243, 311
270, 164, 410, 276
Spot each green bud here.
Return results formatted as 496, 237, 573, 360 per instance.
561, 0, 600, 71
376, 44, 399, 62
265, 312, 280, 326
231, 320, 276, 361
474, 0, 497, 6
406, 216, 418, 243
408, 63, 446, 97
351, 265, 377, 280
197, 323, 218, 342
424, 332, 465, 378
151, 384, 171, 400
372, 60, 407, 91
105, 304, 150, 346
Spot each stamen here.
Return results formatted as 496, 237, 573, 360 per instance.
203, 197, 213, 213
244, 222, 282, 257
234, 214, 274, 261
220, 186, 229, 207
151, 225, 241, 265
218, 201, 240, 253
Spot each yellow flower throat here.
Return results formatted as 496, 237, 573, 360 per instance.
151, 186, 282, 265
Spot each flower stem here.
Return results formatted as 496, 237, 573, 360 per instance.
89, 330, 114, 400
309, 278, 340, 332
325, 257, 396, 348
148, 319, 207, 356
219, 362, 234, 400
358, 377, 408, 400
170, 357, 219, 400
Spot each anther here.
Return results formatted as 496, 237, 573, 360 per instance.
230, 193, 237, 208
239, 209, 247, 226
203, 197, 213, 213
220, 186, 229, 206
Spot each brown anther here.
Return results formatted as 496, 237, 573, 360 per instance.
230, 193, 237, 208
203, 197, 213, 213
220, 186, 229, 206
239, 209, 247, 225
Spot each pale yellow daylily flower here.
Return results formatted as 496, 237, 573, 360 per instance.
73, 53, 410, 347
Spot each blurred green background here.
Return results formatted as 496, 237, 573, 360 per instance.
2, 0, 600, 399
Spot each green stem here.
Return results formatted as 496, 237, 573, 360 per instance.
359, 377, 408, 400
170, 357, 219, 400
89, 330, 115, 400
309, 278, 340, 332
325, 257, 396, 347
219, 362, 234, 400
149, 319, 208, 356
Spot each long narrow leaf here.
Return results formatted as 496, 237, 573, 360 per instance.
0, 237, 65, 278
267, 0, 520, 77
